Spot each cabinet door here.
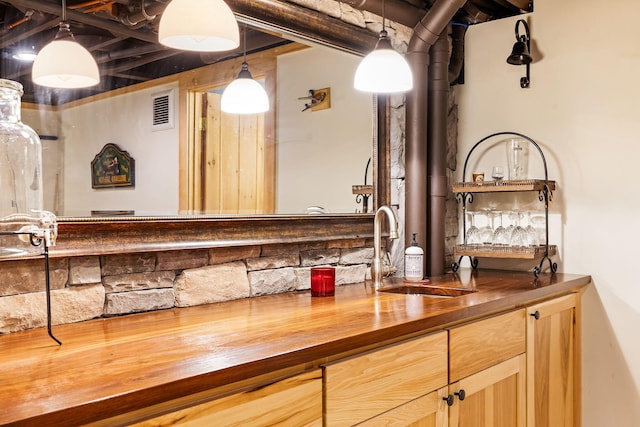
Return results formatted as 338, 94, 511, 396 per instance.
324, 331, 448, 426
527, 293, 579, 427
448, 354, 526, 427
357, 387, 449, 427
130, 370, 322, 426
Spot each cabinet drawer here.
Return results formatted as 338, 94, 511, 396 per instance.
324, 331, 448, 426
131, 370, 322, 426
449, 309, 525, 382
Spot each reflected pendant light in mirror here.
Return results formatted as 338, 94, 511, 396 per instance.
159, 0, 239, 52
32, 0, 100, 88
354, 0, 413, 93
221, 26, 269, 114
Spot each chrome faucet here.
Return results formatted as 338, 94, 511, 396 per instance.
371, 205, 399, 290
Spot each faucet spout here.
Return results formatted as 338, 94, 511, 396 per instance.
371, 205, 399, 290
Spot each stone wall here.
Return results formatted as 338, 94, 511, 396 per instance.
0, 238, 373, 334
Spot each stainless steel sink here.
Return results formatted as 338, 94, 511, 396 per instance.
378, 284, 476, 298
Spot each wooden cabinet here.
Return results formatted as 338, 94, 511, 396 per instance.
323, 310, 529, 427
323, 331, 448, 426
118, 295, 577, 427
130, 370, 322, 427
526, 293, 580, 427
448, 355, 526, 427
358, 387, 450, 427
447, 310, 527, 427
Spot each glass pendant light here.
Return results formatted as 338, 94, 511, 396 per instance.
32, 0, 100, 89
221, 26, 269, 115
159, 0, 239, 52
354, 0, 413, 93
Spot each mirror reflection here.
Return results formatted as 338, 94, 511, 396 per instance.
1, 2, 375, 217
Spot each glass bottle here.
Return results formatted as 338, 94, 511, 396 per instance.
506, 138, 529, 180
0, 79, 47, 256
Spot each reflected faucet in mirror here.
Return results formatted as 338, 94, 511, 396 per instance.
371, 205, 398, 290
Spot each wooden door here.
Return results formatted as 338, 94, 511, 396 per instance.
526, 293, 579, 427
200, 91, 274, 214
448, 355, 526, 427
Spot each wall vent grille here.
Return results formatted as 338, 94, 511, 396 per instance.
151, 89, 174, 131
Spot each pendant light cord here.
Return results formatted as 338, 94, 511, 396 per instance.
382, 0, 386, 31
61, 0, 67, 23
242, 23, 247, 62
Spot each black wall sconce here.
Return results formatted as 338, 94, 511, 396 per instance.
506, 19, 532, 88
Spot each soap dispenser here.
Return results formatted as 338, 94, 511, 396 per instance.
404, 233, 424, 282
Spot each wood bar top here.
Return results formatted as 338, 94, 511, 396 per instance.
0, 270, 591, 426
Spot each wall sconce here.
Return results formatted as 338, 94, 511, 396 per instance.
298, 88, 331, 112
506, 19, 532, 88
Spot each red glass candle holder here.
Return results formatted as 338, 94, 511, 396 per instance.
310, 267, 335, 297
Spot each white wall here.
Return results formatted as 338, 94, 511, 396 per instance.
277, 46, 373, 213
60, 83, 180, 216
456, 0, 640, 424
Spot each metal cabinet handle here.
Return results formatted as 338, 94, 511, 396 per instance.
455, 389, 466, 401
443, 394, 454, 406
530, 310, 540, 320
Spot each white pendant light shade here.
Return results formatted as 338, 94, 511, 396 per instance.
32, 23, 100, 89
354, 31, 413, 93
221, 63, 269, 114
159, 0, 239, 52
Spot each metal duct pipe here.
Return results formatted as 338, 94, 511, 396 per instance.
405, 0, 466, 276
228, 0, 378, 54
449, 24, 467, 83
427, 31, 449, 276
404, 48, 429, 271
122, 1, 165, 26
341, 0, 426, 28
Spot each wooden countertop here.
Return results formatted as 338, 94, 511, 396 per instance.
0, 269, 590, 426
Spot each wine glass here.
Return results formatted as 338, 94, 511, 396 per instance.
465, 212, 482, 245
509, 211, 528, 247
524, 211, 540, 247
491, 166, 505, 185
478, 209, 495, 245
492, 211, 510, 246
530, 214, 546, 246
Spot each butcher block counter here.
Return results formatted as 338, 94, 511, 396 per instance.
0, 269, 590, 426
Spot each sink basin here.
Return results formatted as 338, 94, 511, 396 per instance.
378, 284, 476, 298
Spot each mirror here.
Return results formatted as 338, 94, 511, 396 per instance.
1, 1, 384, 218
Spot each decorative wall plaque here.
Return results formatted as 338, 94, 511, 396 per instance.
91, 143, 135, 189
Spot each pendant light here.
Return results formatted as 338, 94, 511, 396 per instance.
159, 0, 239, 52
32, 0, 99, 89
354, 0, 413, 93
220, 26, 269, 115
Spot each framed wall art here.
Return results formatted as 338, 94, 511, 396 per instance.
91, 143, 135, 189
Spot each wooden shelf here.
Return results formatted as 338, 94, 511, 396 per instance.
352, 185, 373, 195
454, 244, 557, 260
452, 179, 556, 193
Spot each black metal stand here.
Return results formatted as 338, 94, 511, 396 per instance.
2, 230, 61, 345
43, 245, 62, 345
451, 132, 558, 277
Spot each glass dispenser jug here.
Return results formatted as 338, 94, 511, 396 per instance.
0, 79, 56, 257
